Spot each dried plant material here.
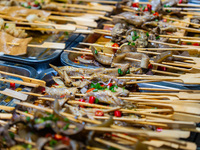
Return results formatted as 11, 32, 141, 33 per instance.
0, 31, 32, 55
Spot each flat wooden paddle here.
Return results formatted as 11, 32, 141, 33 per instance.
0, 89, 28, 101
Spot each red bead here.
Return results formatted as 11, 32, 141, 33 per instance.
147, 4, 152, 10
112, 43, 119, 53
144, 7, 149, 12
41, 87, 45, 93
163, 19, 167, 22
192, 43, 199, 46
148, 64, 153, 69
153, 12, 159, 16
10, 82, 15, 88
45, 133, 52, 137
156, 128, 162, 132
62, 137, 70, 145
89, 96, 95, 104
100, 84, 105, 87
108, 83, 112, 87
79, 99, 85, 108
114, 110, 122, 117
95, 110, 104, 116
179, 0, 183, 4
33, 4, 39, 7
132, 2, 139, 7
54, 134, 63, 140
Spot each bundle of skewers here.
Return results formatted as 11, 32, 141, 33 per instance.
1, 0, 200, 149
0, 63, 200, 149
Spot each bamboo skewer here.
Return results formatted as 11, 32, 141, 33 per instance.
51, 2, 114, 12
0, 113, 12, 119
95, 137, 132, 150
65, 49, 200, 73
15, 101, 101, 124
163, 16, 200, 27
163, 7, 200, 11
85, 126, 190, 139
130, 92, 200, 100
4, 21, 77, 32
0, 70, 46, 86
177, 4, 200, 7
0, 78, 39, 87
0, 105, 15, 111
139, 87, 200, 92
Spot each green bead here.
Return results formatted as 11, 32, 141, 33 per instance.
27, 144, 32, 149
95, 50, 98, 54
65, 31, 69, 36
132, 36, 137, 41
146, 32, 149, 37
118, 68, 122, 75
93, 89, 98, 92
128, 42, 131, 45
126, 69, 130, 74
156, 36, 160, 40
35, 118, 44, 124
64, 118, 69, 122
49, 139, 57, 147
134, 31, 137, 36
26, 117, 31, 122
9, 132, 15, 139
95, 98, 99, 103
155, 19, 158, 22
131, 43, 135, 46
63, 123, 70, 130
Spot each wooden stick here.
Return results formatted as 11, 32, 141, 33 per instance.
95, 137, 132, 150
178, 4, 200, 7
85, 126, 190, 139
0, 78, 39, 87
0, 113, 12, 119
51, 2, 114, 12
139, 87, 200, 92
0, 70, 46, 86
163, 17, 200, 27
15, 102, 101, 124
163, 7, 200, 11
0, 105, 15, 111
65, 49, 195, 73
72, 0, 117, 4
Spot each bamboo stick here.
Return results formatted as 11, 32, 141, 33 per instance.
95, 137, 132, 150
0, 70, 46, 86
15, 102, 101, 124
0, 113, 12, 119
